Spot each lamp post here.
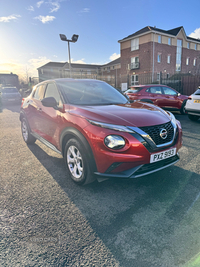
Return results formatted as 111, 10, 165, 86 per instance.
59, 34, 79, 78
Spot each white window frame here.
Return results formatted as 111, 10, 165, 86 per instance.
158, 35, 161, 43
187, 42, 190, 49
194, 58, 197, 66
131, 38, 139, 51
157, 54, 161, 63
157, 72, 160, 82
167, 55, 171, 64
168, 38, 171, 45
186, 57, 189, 65
195, 44, 197, 50
131, 74, 139, 86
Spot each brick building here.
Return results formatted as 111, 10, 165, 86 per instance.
118, 26, 200, 85
38, 26, 200, 90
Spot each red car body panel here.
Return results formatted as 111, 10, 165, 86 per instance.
125, 85, 188, 110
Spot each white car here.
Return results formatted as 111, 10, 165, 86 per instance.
185, 87, 200, 121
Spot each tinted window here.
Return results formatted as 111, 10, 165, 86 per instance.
44, 83, 62, 106
33, 84, 46, 100
127, 87, 143, 93
149, 87, 162, 94
162, 87, 177, 96
58, 80, 128, 105
194, 89, 200, 95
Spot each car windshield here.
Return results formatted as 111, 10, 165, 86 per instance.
127, 87, 142, 93
194, 89, 200, 95
2, 87, 18, 93
58, 80, 128, 105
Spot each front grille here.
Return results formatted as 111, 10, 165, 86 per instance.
139, 121, 174, 146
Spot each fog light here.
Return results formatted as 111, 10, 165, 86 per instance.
104, 135, 125, 149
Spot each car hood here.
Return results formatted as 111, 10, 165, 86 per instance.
68, 101, 171, 127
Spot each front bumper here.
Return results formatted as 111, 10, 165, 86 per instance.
84, 120, 182, 178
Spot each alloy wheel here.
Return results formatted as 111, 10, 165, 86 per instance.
67, 145, 83, 179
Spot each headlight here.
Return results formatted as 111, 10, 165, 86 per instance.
167, 111, 177, 127
88, 120, 134, 133
104, 135, 125, 149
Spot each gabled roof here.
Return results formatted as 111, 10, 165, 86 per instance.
118, 26, 200, 43
63, 62, 102, 70
37, 62, 66, 69
101, 57, 120, 68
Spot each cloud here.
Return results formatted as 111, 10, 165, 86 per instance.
27, 6, 34, 12
37, 1, 44, 8
79, 8, 90, 13
34, 15, 55, 23
109, 53, 120, 61
0, 57, 51, 80
50, 2, 60, 13
71, 58, 86, 64
0, 14, 21, 23
189, 28, 200, 39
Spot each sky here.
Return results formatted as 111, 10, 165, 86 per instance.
1, 0, 200, 81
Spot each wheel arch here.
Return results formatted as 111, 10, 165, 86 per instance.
140, 99, 154, 104
60, 127, 97, 172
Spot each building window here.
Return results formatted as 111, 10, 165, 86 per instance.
131, 57, 139, 69
195, 44, 197, 50
167, 73, 170, 79
167, 55, 171, 64
158, 35, 161, 43
176, 39, 182, 71
157, 54, 161, 63
194, 58, 197, 66
157, 73, 160, 82
168, 38, 171, 45
187, 42, 190, 49
131, 38, 139, 51
131, 75, 138, 85
186, 57, 189, 65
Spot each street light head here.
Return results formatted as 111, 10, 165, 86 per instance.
59, 34, 67, 41
71, 34, 79, 43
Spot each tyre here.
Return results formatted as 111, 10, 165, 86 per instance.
64, 138, 95, 185
21, 118, 36, 144
180, 100, 187, 115
188, 114, 199, 121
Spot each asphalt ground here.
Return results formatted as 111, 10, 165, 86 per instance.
0, 103, 200, 267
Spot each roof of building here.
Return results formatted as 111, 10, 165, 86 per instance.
119, 26, 200, 43
101, 57, 121, 67
37, 62, 66, 69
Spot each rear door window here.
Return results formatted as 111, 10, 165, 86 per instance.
149, 87, 162, 94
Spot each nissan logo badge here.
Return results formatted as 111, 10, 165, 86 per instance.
160, 128, 168, 139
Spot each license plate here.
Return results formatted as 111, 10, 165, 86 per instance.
150, 148, 176, 163
194, 100, 200, 103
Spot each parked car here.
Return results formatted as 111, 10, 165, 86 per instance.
124, 85, 188, 114
0, 86, 22, 104
20, 79, 182, 185
185, 87, 200, 121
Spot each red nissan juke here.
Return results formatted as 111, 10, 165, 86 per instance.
20, 79, 182, 185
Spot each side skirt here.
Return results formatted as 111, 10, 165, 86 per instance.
31, 132, 62, 155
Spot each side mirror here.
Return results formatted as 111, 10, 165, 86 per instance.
41, 97, 58, 108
